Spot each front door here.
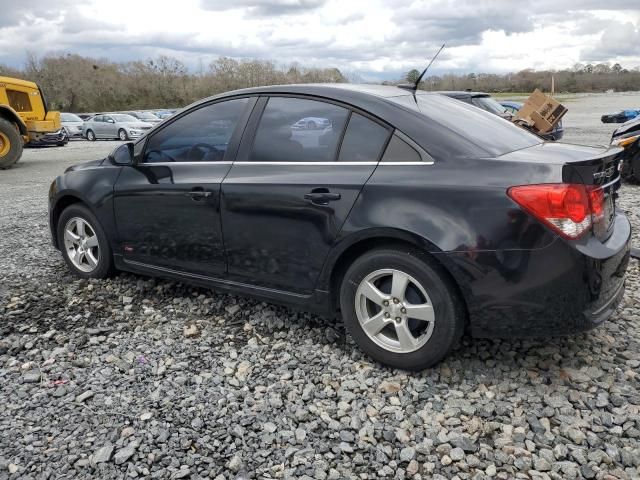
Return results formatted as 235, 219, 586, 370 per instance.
221, 96, 392, 294
113, 97, 255, 277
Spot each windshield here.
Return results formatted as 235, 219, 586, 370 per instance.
61, 113, 82, 122
137, 112, 159, 120
390, 93, 542, 157
112, 114, 138, 122
471, 96, 508, 115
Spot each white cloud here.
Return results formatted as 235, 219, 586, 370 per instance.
0, 0, 639, 79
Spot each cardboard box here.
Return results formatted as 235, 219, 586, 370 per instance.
514, 89, 567, 134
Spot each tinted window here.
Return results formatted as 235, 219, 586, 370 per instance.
338, 113, 390, 162
144, 98, 249, 163
92, 115, 103, 123
390, 94, 541, 157
6, 90, 31, 112
381, 134, 422, 163
61, 113, 82, 122
112, 114, 137, 122
251, 97, 349, 162
471, 96, 507, 115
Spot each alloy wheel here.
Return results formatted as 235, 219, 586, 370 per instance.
63, 217, 100, 273
0, 131, 10, 157
355, 268, 435, 353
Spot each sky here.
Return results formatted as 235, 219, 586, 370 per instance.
0, 0, 639, 81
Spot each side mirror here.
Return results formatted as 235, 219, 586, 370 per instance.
109, 143, 134, 165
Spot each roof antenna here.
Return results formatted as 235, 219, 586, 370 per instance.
398, 44, 445, 92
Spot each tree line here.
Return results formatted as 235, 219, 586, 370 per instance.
0, 54, 347, 113
401, 63, 640, 93
2, 53, 639, 113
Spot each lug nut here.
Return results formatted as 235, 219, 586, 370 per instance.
395, 317, 401, 322
401, 307, 407, 314
384, 312, 390, 318
383, 300, 389, 306
393, 298, 399, 304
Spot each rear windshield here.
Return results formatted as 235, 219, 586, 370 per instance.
390, 93, 542, 157
61, 113, 82, 122
112, 114, 137, 122
471, 96, 507, 115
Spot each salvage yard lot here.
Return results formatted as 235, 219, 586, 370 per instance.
1, 93, 639, 479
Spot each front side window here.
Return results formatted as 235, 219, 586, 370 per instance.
338, 113, 390, 162
250, 97, 349, 163
7, 90, 32, 112
143, 98, 249, 163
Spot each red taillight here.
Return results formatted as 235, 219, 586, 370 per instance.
507, 184, 605, 239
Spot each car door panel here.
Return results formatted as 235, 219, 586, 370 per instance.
221, 164, 375, 293
114, 163, 231, 276
113, 96, 255, 277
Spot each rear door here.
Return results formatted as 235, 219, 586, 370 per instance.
221, 96, 392, 294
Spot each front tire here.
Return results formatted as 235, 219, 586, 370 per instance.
86, 130, 96, 141
340, 248, 464, 370
0, 117, 23, 169
118, 129, 128, 141
57, 204, 114, 279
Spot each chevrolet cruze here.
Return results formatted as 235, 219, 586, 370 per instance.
49, 84, 631, 370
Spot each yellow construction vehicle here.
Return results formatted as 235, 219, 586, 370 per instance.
0, 76, 61, 169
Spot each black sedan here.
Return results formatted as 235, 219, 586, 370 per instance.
48, 84, 631, 370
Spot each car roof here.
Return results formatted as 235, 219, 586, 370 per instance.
226, 83, 415, 99
436, 91, 491, 99
500, 101, 523, 108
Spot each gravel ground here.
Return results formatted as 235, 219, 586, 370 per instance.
1, 94, 640, 480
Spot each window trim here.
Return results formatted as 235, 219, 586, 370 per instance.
137, 95, 257, 166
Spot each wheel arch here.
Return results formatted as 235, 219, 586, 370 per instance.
0, 105, 27, 135
322, 229, 470, 322
50, 193, 90, 249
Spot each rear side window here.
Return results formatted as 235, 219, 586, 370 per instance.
390, 94, 541, 157
338, 113, 390, 162
250, 97, 349, 162
7, 90, 32, 112
381, 134, 422, 163
144, 98, 249, 163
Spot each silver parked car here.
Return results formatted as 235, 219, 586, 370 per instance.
60, 113, 85, 138
82, 114, 154, 141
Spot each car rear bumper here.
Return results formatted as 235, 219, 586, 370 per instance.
441, 212, 631, 338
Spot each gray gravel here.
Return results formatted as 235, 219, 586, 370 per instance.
1, 94, 640, 479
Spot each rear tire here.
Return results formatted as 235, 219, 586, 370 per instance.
632, 155, 640, 183
86, 130, 96, 141
57, 204, 114, 279
0, 117, 23, 169
339, 247, 464, 370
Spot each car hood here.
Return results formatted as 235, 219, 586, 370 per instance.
64, 158, 105, 173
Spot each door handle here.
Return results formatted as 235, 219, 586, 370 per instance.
304, 188, 341, 205
186, 188, 213, 201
